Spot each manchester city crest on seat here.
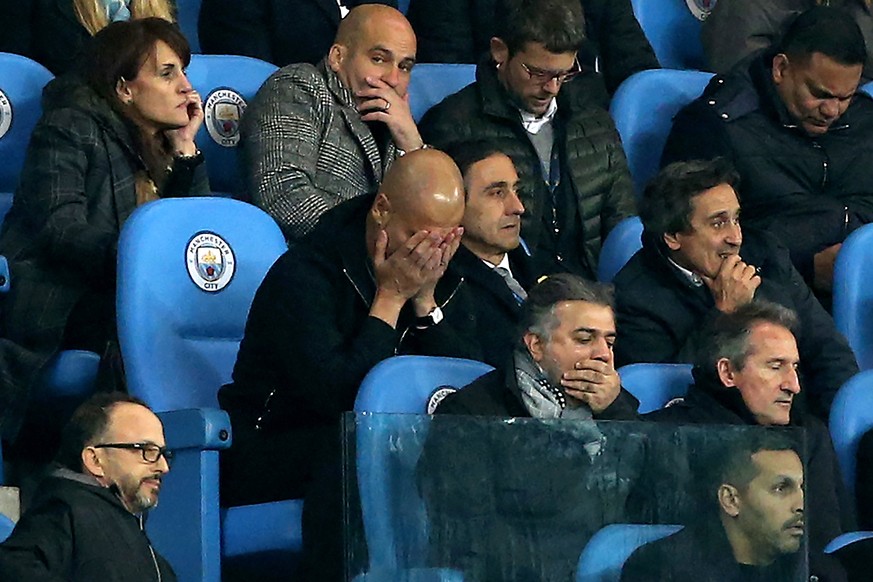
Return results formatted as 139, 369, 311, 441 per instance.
204, 88, 247, 147
0, 89, 12, 140
186, 231, 236, 292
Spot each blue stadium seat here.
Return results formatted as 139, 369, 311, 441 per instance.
630, 0, 708, 70
116, 197, 301, 582
0, 53, 53, 226
176, 0, 202, 52
185, 54, 278, 198
617, 363, 693, 414
833, 223, 873, 370
408, 64, 477, 122
825, 530, 873, 554
576, 523, 683, 582
0, 252, 100, 430
353, 356, 494, 579
610, 69, 713, 196
597, 216, 643, 283
829, 371, 873, 499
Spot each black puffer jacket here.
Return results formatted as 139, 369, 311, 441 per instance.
662, 51, 873, 282
407, 0, 659, 94
0, 469, 177, 582
419, 58, 635, 280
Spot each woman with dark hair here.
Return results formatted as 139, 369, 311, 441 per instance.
0, 17, 208, 443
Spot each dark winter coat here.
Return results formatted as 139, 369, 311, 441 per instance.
0, 469, 177, 582
613, 228, 858, 420
419, 58, 635, 280
0, 75, 209, 440
661, 51, 873, 282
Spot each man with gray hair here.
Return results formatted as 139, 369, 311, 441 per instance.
644, 301, 853, 581
420, 273, 639, 581
613, 158, 857, 421
435, 273, 638, 418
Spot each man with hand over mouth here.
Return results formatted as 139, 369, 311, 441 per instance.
612, 159, 857, 421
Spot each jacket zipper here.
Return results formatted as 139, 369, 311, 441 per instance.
396, 277, 465, 352
140, 515, 162, 582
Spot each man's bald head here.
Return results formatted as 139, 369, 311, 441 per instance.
334, 5, 412, 50
328, 5, 417, 100
369, 149, 466, 255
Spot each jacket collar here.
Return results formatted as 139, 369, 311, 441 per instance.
319, 59, 394, 184
43, 75, 143, 165
452, 244, 533, 311
749, 50, 851, 133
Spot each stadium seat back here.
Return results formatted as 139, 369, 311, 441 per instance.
185, 55, 278, 198
354, 356, 494, 573
0, 53, 53, 225
117, 197, 286, 411
833, 223, 873, 370
610, 69, 713, 196
617, 363, 693, 414
408, 64, 477, 122
631, 0, 709, 70
598, 216, 643, 283
576, 523, 683, 581
829, 371, 873, 498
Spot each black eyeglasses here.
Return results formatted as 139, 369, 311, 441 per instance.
94, 442, 173, 464
520, 57, 582, 85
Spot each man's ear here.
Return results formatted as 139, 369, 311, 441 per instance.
81, 447, 105, 479
523, 331, 545, 363
663, 231, 682, 252
490, 37, 509, 70
717, 357, 738, 388
371, 192, 391, 228
718, 483, 741, 517
772, 53, 790, 85
328, 43, 346, 73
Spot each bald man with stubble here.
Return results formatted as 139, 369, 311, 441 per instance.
219, 148, 480, 510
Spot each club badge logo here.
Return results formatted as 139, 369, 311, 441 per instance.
186, 231, 236, 292
0, 90, 12, 140
204, 88, 246, 147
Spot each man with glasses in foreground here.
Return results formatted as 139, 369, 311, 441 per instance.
420, 0, 635, 281
0, 393, 176, 581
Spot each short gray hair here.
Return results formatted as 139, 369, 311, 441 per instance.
693, 301, 799, 380
520, 273, 614, 341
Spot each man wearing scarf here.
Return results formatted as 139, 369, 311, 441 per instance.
417, 274, 639, 581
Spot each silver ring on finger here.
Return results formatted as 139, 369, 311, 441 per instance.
384, 99, 391, 111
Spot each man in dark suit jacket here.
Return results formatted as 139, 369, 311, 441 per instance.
444, 140, 536, 368
613, 159, 858, 421
199, 0, 396, 67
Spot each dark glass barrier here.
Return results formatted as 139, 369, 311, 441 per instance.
343, 413, 809, 582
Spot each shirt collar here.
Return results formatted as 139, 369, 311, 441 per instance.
482, 253, 512, 272
668, 257, 704, 287
519, 98, 558, 134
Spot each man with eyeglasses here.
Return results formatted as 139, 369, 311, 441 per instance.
0, 393, 177, 581
420, 0, 635, 282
